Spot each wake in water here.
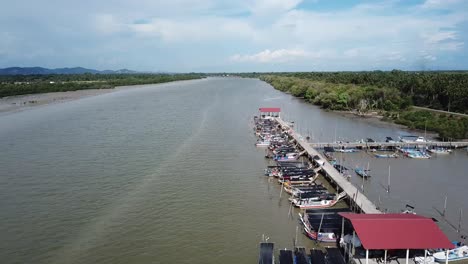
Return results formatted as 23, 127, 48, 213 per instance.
51, 88, 220, 264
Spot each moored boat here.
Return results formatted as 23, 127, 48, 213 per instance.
433, 245, 468, 262
374, 153, 398, 158
354, 167, 370, 178
427, 147, 452, 154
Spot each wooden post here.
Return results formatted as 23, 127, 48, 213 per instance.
443, 195, 447, 216
341, 217, 345, 238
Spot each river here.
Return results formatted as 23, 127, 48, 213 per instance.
0, 77, 466, 263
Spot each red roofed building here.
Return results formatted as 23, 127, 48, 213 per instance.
259, 107, 281, 118
338, 213, 454, 264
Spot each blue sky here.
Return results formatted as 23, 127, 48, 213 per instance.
0, 0, 467, 72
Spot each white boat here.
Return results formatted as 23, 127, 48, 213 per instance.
335, 148, 359, 153
292, 198, 338, 209
291, 192, 346, 209
433, 245, 468, 262
256, 141, 270, 147
427, 148, 452, 154
374, 153, 398, 158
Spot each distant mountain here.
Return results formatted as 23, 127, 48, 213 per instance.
0, 67, 138, 75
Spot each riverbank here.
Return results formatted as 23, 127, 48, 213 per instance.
0, 78, 206, 114
0, 89, 114, 113
259, 75, 468, 140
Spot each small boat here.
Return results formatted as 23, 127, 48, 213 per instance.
355, 167, 370, 178
259, 242, 275, 264
279, 249, 294, 264
407, 151, 431, 159
292, 192, 346, 209
427, 148, 452, 154
292, 198, 338, 209
374, 153, 398, 158
433, 245, 468, 262
256, 141, 271, 147
335, 148, 359, 153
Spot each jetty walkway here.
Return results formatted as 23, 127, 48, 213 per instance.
275, 117, 381, 214
310, 141, 468, 149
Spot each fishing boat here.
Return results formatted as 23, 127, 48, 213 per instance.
279, 249, 294, 264
354, 167, 370, 178
335, 148, 359, 153
407, 151, 431, 159
258, 242, 275, 264
427, 147, 452, 154
274, 152, 300, 161
299, 208, 351, 243
433, 245, 468, 262
256, 141, 271, 147
374, 153, 398, 158
292, 192, 346, 209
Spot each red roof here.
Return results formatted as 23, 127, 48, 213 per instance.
339, 213, 455, 250
259, 107, 281, 112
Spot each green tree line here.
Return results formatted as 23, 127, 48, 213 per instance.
0, 73, 205, 98
258, 74, 468, 139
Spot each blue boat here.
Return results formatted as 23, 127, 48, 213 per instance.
355, 167, 370, 178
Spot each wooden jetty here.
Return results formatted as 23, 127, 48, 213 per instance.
310, 141, 468, 149
275, 117, 381, 214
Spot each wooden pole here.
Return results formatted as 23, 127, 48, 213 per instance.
317, 213, 325, 241
443, 195, 447, 216
387, 165, 391, 193
458, 208, 463, 233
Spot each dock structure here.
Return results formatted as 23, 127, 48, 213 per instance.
275, 118, 381, 214
310, 141, 468, 149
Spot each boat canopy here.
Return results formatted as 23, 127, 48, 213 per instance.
259, 107, 281, 113
338, 213, 455, 250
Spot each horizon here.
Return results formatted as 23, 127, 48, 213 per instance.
1, 0, 467, 72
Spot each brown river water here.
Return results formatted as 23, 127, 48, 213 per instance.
0, 77, 466, 263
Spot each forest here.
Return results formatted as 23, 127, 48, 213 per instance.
257, 71, 468, 139
0, 73, 204, 98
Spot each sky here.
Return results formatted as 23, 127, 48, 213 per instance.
0, 0, 467, 72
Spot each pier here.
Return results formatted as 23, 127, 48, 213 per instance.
310, 141, 468, 149
275, 117, 381, 214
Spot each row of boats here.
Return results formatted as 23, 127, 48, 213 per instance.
259, 242, 346, 264
254, 115, 467, 264
254, 116, 351, 250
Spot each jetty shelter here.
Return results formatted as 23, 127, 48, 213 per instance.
259, 107, 281, 118
338, 213, 455, 264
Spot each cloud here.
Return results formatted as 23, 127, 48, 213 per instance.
421, 0, 464, 9
249, 0, 303, 14
0, 0, 467, 71
230, 49, 309, 63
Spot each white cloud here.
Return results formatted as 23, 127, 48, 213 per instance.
249, 0, 303, 14
230, 49, 309, 63
421, 0, 464, 9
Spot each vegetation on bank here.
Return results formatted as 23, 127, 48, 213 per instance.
259, 74, 468, 140
0, 73, 205, 98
